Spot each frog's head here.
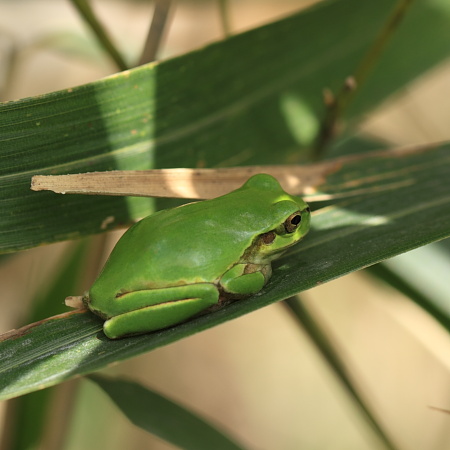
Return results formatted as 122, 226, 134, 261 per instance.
242, 174, 311, 263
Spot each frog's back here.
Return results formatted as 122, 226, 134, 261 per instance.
90, 174, 303, 298
92, 192, 267, 296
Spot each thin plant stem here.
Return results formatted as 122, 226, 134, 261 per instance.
138, 0, 173, 65
70, 0, 128, 71
284, 296, 400, 450
314, 0, 415, 159
218, 0, 232, 38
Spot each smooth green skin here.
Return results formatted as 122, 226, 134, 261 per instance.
85, 174, 310, 339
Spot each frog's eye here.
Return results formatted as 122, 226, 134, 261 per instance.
284, 212, 302, 233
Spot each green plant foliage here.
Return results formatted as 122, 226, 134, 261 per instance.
368, 240, 450, 330
1, 0, 449, 253
2, 0, 450, 448
5, 242, 90, 450
89, 375, 245, 450
1, 146, 449, 401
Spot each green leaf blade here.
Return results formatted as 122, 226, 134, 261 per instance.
2, 0, 449, 252
1, 146, 449, 401
89, 375, 246, 450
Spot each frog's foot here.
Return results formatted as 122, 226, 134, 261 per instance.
220, 263, 270, 296
102, 283, 219, 339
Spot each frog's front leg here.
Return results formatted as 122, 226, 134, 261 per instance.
220, 263, 271, 296
99, 284, 219, 339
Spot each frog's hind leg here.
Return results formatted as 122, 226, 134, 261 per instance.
103, 283, 219, 339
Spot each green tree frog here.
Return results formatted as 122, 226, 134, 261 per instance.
82, 173, 310, 339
